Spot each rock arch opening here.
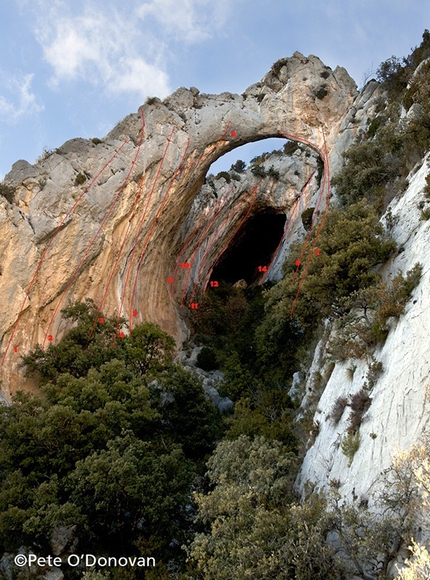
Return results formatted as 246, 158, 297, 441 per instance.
210, 210, 286, 286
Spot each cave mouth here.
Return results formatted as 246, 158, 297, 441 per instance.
210, 210, 286, 286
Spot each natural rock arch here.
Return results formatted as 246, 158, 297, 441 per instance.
0, 52, 358, 396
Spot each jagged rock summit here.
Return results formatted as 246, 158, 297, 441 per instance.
0, 52, 372, 397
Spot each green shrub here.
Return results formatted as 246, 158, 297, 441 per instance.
251, 164, 267, 178
267, 165, 280, 180
196, 346, 219, 371
74, 172, 87, 186
328, 264, 421, 362
271, 58, 289, 76
145, 96, 159, 105
283, 140, 300, 155
91, 137, 102, 145
301, 207, 315, 231
215, 171, 231, 183
230, 160, 246, 173
341, 432, 360, 466
0, 183, 16, 203
420, 206, 430, 220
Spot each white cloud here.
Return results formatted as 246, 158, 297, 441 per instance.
136, 0, 234, 43
0, 73, 43, 122
34, 1, 171, 100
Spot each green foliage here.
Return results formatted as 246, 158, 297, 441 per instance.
74, 172, 87, 186
332, 141, 397, 209
188, 436, 345, 579
337, 31, 430, 213
22, 300, 173, 384
328, 264, 422, 361
283, 140, 300, 155
341, 431, 360, 466
250, 164, 267, 178
91, 137, 102, 145
225, 391, 298, 450
267, 164, 280, 179
255, 201, 396, 378
1, 301, 223, 567
301, 206, 315, 230
196, 346, 218, 371
377, 30, 430, 100
271, 58, 288, 76
155, 367, 223, 462
0, 183, 16, 203
420, 206, 430, 220
230, 159, 246, 173
215, 171, 231, 183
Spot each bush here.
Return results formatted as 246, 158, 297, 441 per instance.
348, 389, 372, 433
301, 207, 315, 231
230, 160, 246, 173
74, 172, 86, 186
0, 183, 16, 203
196, 346, 219, 371
267, 165, 280, 180
328, 264, 422, 362
341, 432, 360, 466
283, 140, 300, 155
251, 164, 267, 178
215, 171, 231, 183
329, 396, 348, 424
420, 207, 430, 220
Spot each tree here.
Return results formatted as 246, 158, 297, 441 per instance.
187, 436, 345, 579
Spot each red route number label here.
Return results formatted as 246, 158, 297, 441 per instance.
190, 303, 199, 310
180, 262, 190, 269
210, 281, 219, 288
48, 335, 54, 342
295, 260, 301, 267
258, 266, 268, 273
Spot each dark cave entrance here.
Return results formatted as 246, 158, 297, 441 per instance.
210, 210, 286, 286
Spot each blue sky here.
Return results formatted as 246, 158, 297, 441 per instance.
1, 0, 430, 179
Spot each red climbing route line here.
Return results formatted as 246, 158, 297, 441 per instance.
168, 124, 238, 300
88, 111, 147, 338
169, 186, 235, 299
1, 137, 130, 365
117, 121, 235, 335
290, 167, 327, 286
114, 126, 177, 338
275, 132, 328, 288
175, 185, 236, 306
42, 113, 146, 348
290, 129, 331, 315
194, 186, 259, 305
128, 137, 192, 332
259, 169, 316, 285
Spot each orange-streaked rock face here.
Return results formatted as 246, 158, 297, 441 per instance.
0, 53, 367, 397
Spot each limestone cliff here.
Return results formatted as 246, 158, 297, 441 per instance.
297, 153, 430, 505
0, 52, 360, 397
